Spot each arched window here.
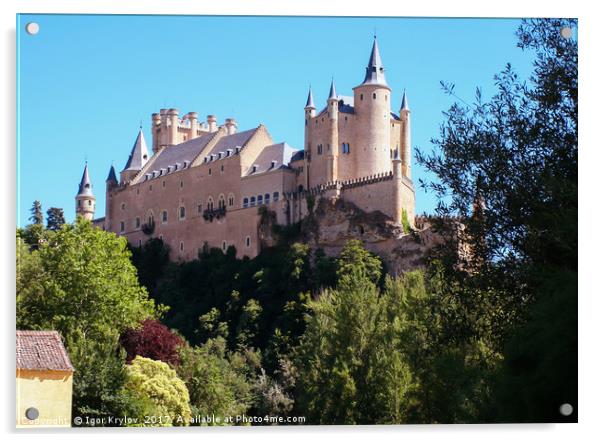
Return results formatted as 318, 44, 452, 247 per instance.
245, 236, 251, 248
373, 92, 376, 99
179, 206, 186, 220
250, 196, 256, 206
257, 194, 263, 205
264, 193, 270, 204
360, 93, 363, 100
207, 197, 214, 211
180, 241, 184, 252
218, 194, 226, 209
228, 194, 235, 207
162, 210, 168, 223
273, 191, 280, 201
243, 197, 249, 208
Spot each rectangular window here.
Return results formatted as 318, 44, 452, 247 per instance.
273, 191, 279, 202
120, 221, 125, 233
135, 217, 140, 228
162, 210, 168, 223
179, 206, 186, 220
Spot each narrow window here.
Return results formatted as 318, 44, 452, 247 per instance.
222, 241, 227, 252
135, 217, 140, 228
273, 191, 279, 201
258, 195, 263, 205
88, 200, 92, 206
265, 193, 270, 204
221, 164, 224, 173
360, 93, 363, 100
373, 92, 376, 99
228, 194, 234, 207
179, 206, 186, 220
250, 196, 256, 206
120, 221, 125, 233
243, 197, 249, 208
246, 236, 251, 248
162, 210, 168, 223
149, 185, 153, 191
121, 203, 126, 210
180, 241, 184, 252
208, 168, 212, 176
78, 200, 81, 207
180, 181, 183, 188
162, 180, 166, 188
198, 204, 203, 214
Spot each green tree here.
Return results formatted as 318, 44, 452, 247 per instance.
416, 18, 577, 422
46, 207, 66, 231
336, 239, 382, 286
124, 356, 192, 426
176, 338, 255, 425
29, 200, 44, 225
16, 218, 160, 423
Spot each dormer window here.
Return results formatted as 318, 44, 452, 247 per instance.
251, 165, 258, 174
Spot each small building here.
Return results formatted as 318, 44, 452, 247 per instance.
16, 330, 74, 428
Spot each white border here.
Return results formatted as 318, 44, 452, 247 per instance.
3, 1, 600, 441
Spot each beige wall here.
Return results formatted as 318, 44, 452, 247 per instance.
16, 369, 72, 428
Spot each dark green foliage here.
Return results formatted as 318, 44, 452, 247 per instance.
29, 200, 44, 225
46, 207, 65, 231
416, 18, 578, 422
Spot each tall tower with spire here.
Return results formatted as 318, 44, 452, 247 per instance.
120, 128, 149, 184
399, 90, 411, 178
75, 162, 95, 220
303, 86, 316, 189
326, 78, 339, 183
352, 36, 392, 177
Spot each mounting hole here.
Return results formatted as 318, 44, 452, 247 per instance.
25, 22, 40, 35
560, 27, 573, 39
25, 407, 39, 420
559, 403, 573, 416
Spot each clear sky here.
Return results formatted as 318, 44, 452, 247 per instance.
16, 14, 537, 226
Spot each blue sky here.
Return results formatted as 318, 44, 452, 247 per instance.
17, 15, 537, 226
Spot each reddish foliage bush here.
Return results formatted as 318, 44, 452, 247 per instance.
120, 319, 184, 366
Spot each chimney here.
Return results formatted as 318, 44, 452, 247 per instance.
225, 118, 237, 135
207, 115, 217, 133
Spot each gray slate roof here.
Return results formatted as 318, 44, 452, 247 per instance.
246, 142, 296, 176
305, 87, 315, 109
106, 165, 118, 183
77, 163, 94, 197
360, 37, 388, 87
123, 130, 149, 171
400, 90, 410, 111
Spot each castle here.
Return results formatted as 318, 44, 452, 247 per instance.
75, 38, 416, 260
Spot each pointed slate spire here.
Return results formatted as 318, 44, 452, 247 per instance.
361, 36, 388, 87
328, 78, 337, 101
106, 164, 118, 184
305, 86, 315, 109
77, 162, 94, 197
122, 129, 149, 172
400, 89, 410, 111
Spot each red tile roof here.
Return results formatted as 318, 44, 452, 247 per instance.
16, 331, 74, 372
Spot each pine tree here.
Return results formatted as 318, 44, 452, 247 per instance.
46, 207, 65, 231
29, 200, 43, 225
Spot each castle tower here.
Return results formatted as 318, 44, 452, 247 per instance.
75, 162, 95, 220
326, 79, 339, 183
303, 86, 315, 189
392, 148, 403, 225
399, 90, 411, 178
120, 128, 149, 184
167, 108, 180, 145
105, 164, 118, 231
352, 37, 392, 178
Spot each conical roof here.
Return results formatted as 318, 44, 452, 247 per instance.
360, 37, 388, 87
106, 164, 118, 183
123, 129, 149, 171
305, 86, 315, 109
400, 89, 410, 111
77, 162, 94, 197
328, 78, 337, 100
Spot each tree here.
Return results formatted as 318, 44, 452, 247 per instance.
16, 218, 160, 422
120, 319, 184, 366
176, 338, 256, 425
29, 200, 43, 225
416, 18, 577, 422
46, 207, 66, 231
17, 218, 158, 344
336, 239, 383, 286
124, 356, 192, 426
